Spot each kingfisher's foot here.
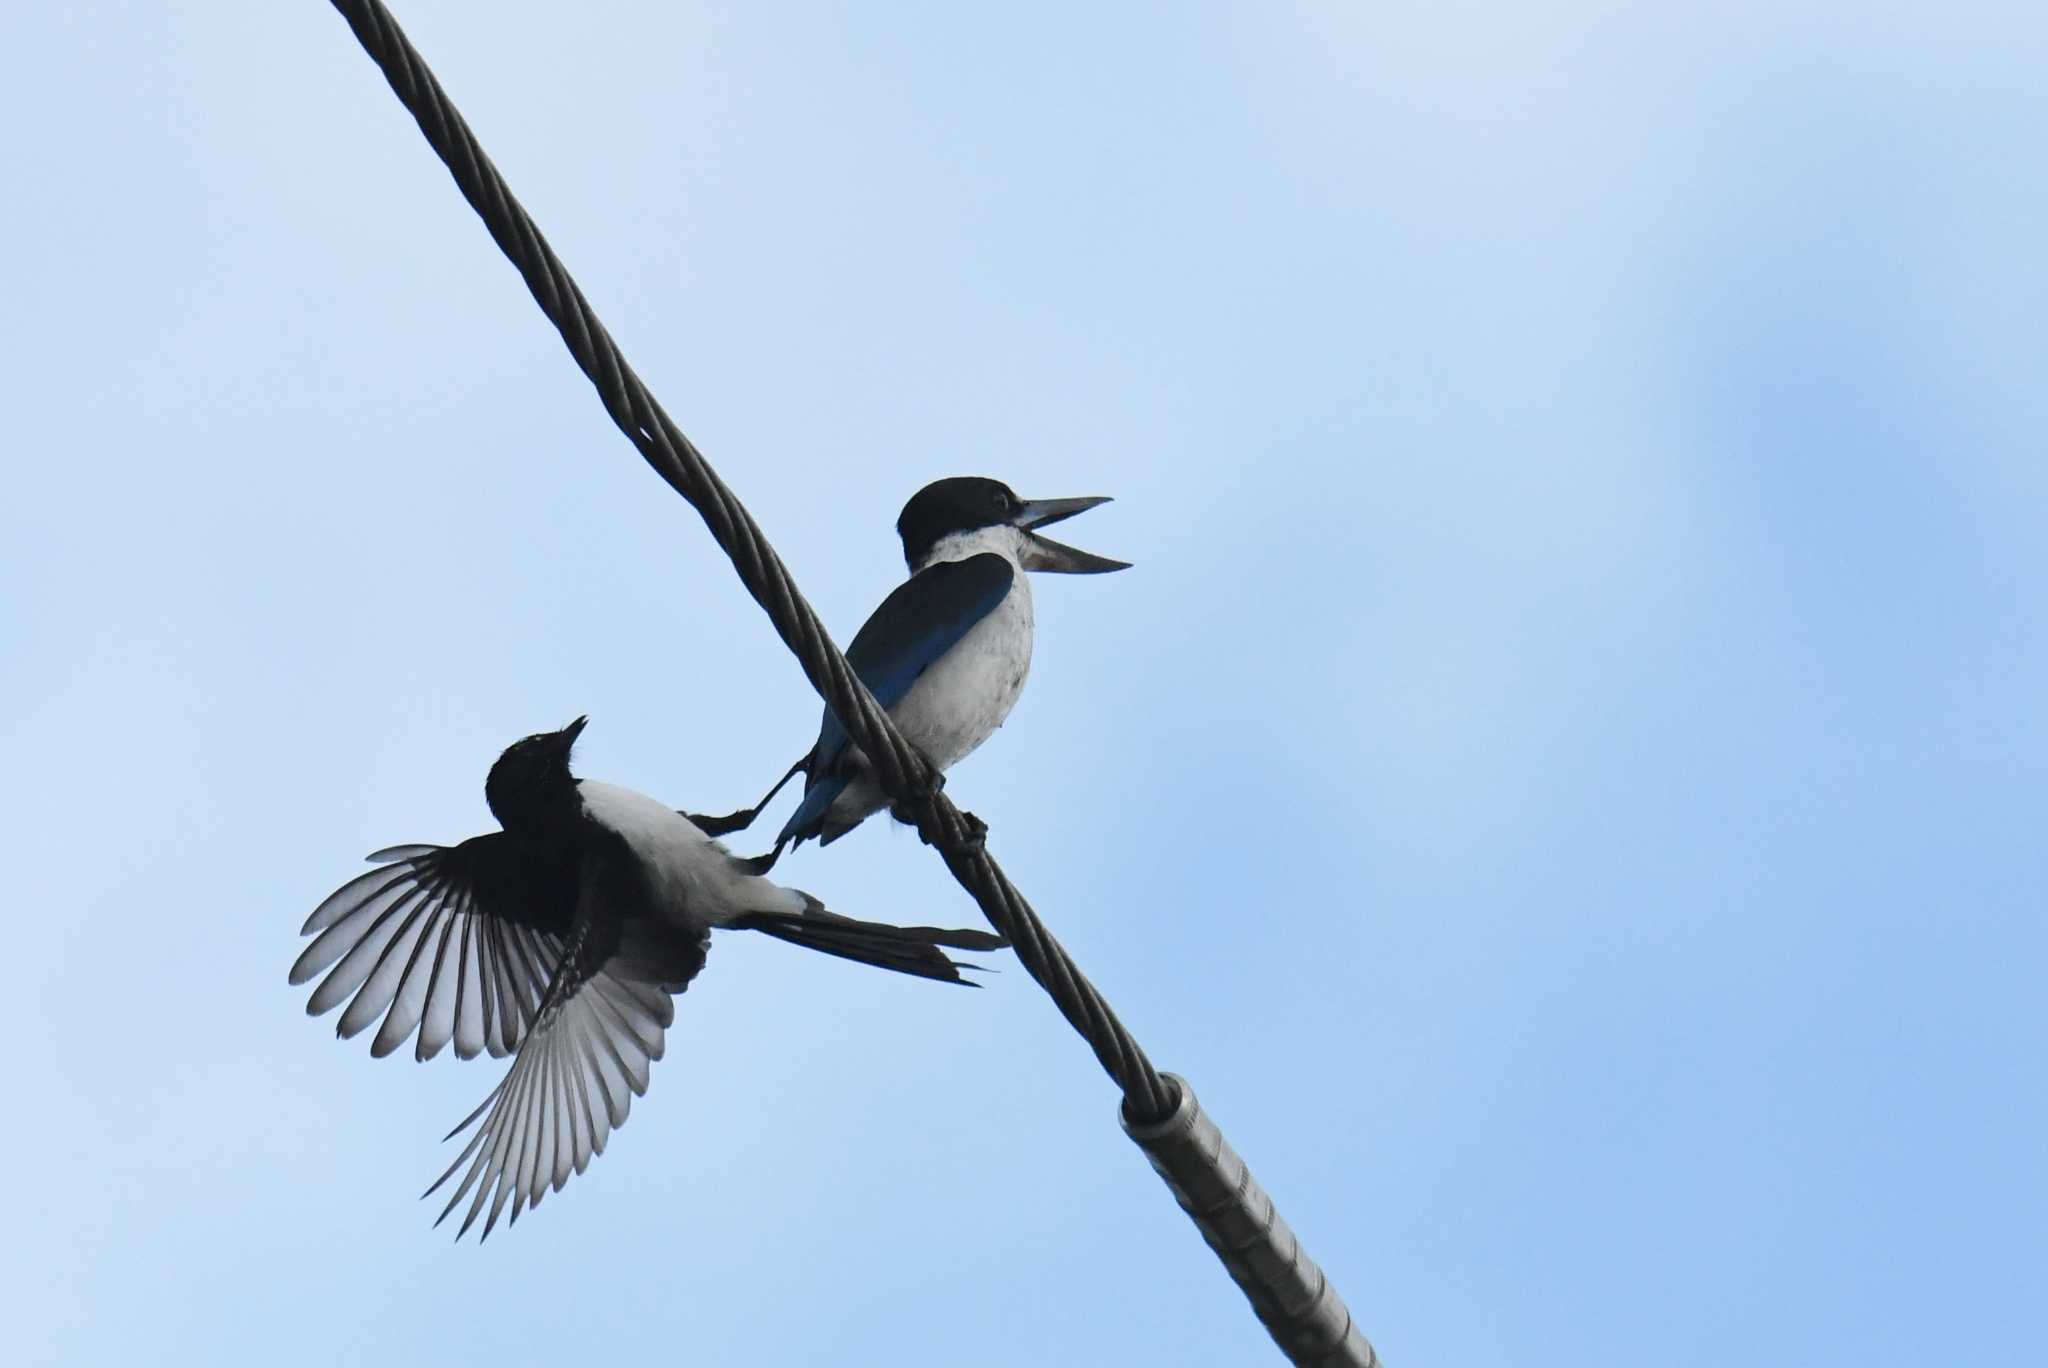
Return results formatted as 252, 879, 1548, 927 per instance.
952, 810, 989, 854
905, 808, 987, 856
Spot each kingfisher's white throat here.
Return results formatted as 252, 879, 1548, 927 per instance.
915, 523, 1035, 573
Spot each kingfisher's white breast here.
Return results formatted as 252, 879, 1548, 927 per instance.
894, 524, 1041, 769
894, 570, 1035, 770
577, 780, 802, 926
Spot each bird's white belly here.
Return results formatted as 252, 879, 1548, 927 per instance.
828, 578, 1034, 828
578, 780, 801, 925
898, 577, 1035, 769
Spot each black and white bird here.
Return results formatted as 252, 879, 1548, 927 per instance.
289, 717, 1000, 1240
701, 476, 1127, 866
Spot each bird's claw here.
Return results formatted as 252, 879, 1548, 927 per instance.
684, 807, 757, 837
948, 810, 989, 855
889, 758, 948, 829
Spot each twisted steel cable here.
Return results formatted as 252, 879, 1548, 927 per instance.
323, 4, 1378, 1362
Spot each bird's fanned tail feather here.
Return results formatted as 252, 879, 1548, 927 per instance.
422, 967, 674, 1240
291, 837, 574, 1062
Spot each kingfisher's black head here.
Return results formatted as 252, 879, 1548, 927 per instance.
485, 716, 587, 831
895, 476, 1130, 575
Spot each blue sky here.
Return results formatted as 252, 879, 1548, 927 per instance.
3, 2, 2042, 1363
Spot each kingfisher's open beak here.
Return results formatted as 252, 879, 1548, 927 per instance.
1010, 495, 1131, 574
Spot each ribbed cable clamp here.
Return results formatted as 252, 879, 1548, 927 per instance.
1126, 1075, 1381, 1367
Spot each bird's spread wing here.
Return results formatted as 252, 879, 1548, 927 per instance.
790, 553, 1013, 817
290, 834, 577, 1061
424, 854, 710, 1240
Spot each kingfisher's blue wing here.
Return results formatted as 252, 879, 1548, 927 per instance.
833, 553, 1016, 747
778, 553, 1014, 845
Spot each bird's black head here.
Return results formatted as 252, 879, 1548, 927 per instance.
485, 716, 587, 831
895, 476, 1130, 575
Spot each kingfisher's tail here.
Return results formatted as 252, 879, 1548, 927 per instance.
731, 898, 1004, 985
774, 771, 851, 850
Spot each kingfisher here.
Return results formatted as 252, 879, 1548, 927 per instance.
698, 476, 1128, 867
289, 717, 1000, 1239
